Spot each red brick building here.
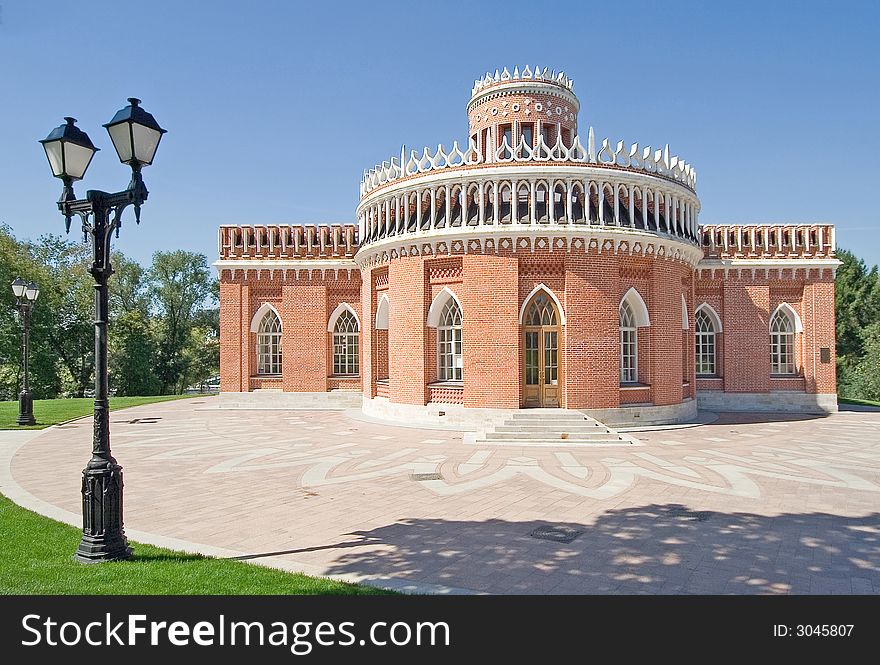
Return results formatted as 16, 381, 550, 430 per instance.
217, 66, 839, 426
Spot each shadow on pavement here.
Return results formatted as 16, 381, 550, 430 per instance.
711, 412, 829, 425
270, 504, 880, 594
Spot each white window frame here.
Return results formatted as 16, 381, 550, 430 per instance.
618, 288, 649, 385
437, 299, 462, 382
620, 301, 637, 384
332, 309, 359, 376
695, 309, 716, 376
256, 309, 282, 375
770, 308, 796, 375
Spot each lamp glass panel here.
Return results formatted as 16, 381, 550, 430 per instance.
63, 142, 96, 179
11, 279, 25, 298
42, 141, 65, 177
107, 123, 133, 163
24, 284, 38, 301
132, 123, 162, 164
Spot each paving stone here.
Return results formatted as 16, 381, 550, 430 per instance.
5, 398, 880, 595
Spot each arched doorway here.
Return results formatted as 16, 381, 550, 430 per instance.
522, 291, 562, 407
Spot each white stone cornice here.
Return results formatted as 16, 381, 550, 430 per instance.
696, 257, 842, 280
468, 80, 580, 113
697, 258, 842, 270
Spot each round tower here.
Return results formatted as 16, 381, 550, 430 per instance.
467, 66, 579, 157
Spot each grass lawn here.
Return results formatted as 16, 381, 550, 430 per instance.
0, 394, 205, 430
0, 494, 389, 595
839, 397, 880, 408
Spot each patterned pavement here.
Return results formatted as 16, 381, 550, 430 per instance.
6, 397, 880, 594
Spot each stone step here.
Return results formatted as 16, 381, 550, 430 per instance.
498, 420, 604, 428
506, 419, 601, 427
492, 424, 610, 434
484, 431, 623, 441
508, 414, 597, 423
473, 437, 631, 447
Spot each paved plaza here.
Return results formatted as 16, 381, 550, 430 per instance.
3, 398, 880, 594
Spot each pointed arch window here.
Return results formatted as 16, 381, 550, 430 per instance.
526, 294, 558, 326
332, 309, 360, 375
770, 308, 796, 375
620, 301, 637, 383
695, 309, 717, 375
438, 298, 462, 381
257, 309, 282, 375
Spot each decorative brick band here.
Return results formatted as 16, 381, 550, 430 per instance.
429, 385, 464, 405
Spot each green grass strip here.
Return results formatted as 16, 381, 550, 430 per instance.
0, 494, 389, 595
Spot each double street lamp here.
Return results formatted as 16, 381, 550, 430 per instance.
39, 99, 166, 563
11, 278, 40, 426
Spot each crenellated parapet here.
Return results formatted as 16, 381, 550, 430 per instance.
470, 65, 575, 98
696, 223, 840, 279
218, 224, 359, 260
700, 224, 836, 259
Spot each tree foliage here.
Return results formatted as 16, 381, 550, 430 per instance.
148, 251, 217, 394
0, 226, 218, 399
835, 248, 880, 400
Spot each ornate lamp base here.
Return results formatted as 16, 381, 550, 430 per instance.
17, 390, 35, 426
74, 460, 132, 563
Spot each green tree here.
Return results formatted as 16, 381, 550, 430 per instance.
110, 251, 151, 318
148, 251, 216, 394
0, 224, 30, 399
0, 227, 88, 400
835, 248, 880, 359
29, 234, 95, 397
109, 310, 161, 396
841, 323, 880, 401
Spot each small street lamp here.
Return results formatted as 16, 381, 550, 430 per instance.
39, 99, 166, 563
11, 278, 40, 426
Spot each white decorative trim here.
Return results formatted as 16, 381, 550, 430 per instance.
681, 294, 689, 330
697, 258, 841, 271
361, 123, 696, 196
771, 302, 804, 333
518, 283, 566, 325
620, 287, 650, 327
359, 163, 698, 208
375, 294, 390, 330
695, 302, 723, 333
250, 303, 281, 333
327, 302, 361, 332
427, 287, 462, 328
355, 227, 704, 269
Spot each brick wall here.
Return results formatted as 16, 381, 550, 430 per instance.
722, 280, 771, 393
803, 275, 837, 394
650, 261, 684, 405
219, 280, 243, 392
219, 243, 837, 407
283, 284, 326, 392
388, 257, 428, 405
468, 90, 579, 150
462, 254, 519, 408
565, 251, 619, 409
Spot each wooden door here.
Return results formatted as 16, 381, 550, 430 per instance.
522, 293, 561, 407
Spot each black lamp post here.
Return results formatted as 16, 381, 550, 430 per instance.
11, 278, 40, 426
39, 99, 166, 563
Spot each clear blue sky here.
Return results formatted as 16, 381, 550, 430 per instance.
1, 0, 878, 269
